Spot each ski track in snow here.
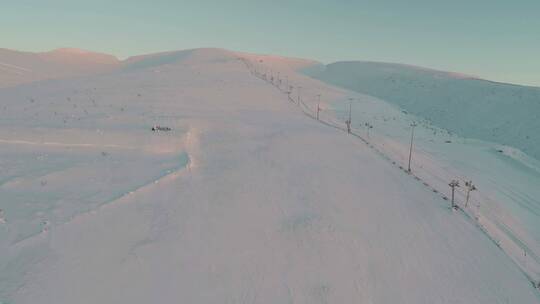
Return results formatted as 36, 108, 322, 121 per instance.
9, 153, 191, 249
4, 125, 198, 250
0, 62, 32, 72
0, 138, 139, 150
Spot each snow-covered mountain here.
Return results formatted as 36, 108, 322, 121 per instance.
305, 61, 540, 161
0, 48, 120, 88
1, 48, 539, 303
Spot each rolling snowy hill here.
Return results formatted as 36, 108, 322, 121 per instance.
305, 61, 540, 161
0, 48, 539, 303
0, 48, 120, 88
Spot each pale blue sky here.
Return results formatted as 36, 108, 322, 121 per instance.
1, 0, 539, 86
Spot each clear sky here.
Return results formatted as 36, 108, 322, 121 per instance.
2, 0, 539, 86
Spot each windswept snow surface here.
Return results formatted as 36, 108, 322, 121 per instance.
0, 48, 539, 303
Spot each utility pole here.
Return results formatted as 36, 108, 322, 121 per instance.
297, 86, 302, 106
408, 122, 418, 173
316, 94, 321, 120
449, 180, 460, 210
464, 180, 477, 208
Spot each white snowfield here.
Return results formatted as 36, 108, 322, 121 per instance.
0, 48, 539, 303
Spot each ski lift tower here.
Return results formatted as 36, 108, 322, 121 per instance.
449, 180, 460, 210
288, 85, 294, 101
464, 181, 477, 208
316, 94, 321, 120
407, 122, 418, 173
365, 122, 373, 138
346, 99, 353, 134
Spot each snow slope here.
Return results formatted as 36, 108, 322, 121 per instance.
297, 60, 540, 285
0, 48, 539, 303
305, 61, 540, 161
0, 48, 119, 88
